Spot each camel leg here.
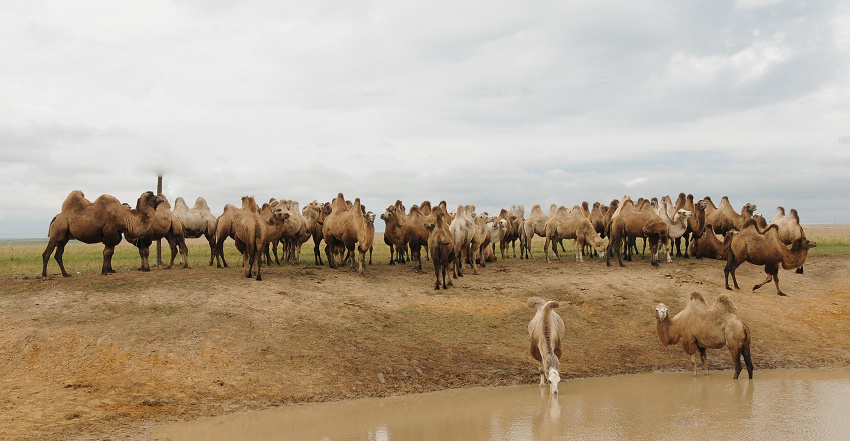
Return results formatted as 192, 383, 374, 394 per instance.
772, 269, 786, 296
432, 249, 441, 290
752, 272, 774, 292
254, 247, 263, 281
698, 346, 709, 376
101, 245, 117, 276
742, 345, 754, 379
543, 237, 551, 263
206, 235, 216, 266
796, 266, 804, 274
724, 253, 741, 290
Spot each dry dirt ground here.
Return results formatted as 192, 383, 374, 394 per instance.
1, 227, 849, 440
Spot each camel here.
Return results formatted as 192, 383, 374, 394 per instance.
479, 218, 509, 263
424, 206, 456, 290
694, 224, 737, 260
274, 199, 311, 264
657, 200, 693, 263
124, 193, 188, 272
725, 222, 816, 296
527, 297, 566, 395
172, 197, 217, 266
322, 193, 372, 275
234, 196, 266, 280
363, 211, 376, 266
260, 201, 290, 265
703, 196, 756, 235
606, 196, 667, 268
496, 206, 523, 259
770, 207, 807, 274
470, 212, 496, 268
543, 206, 605, 263
381, 205, 409, 264
521, 203, 557, 259
302, 200, 331, 266
449, 204, 477, 276
403, 205, 431, 272
212, 204, 241, 268
42, 190, 165, 277
655, 292, 753, 379
589, 201, 608, 240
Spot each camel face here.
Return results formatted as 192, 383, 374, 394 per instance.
655, 304, 668, 320
547, 368, 561, 395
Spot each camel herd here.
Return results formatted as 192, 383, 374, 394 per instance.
41, 190, 818, 392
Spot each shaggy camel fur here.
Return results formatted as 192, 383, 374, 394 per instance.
704, 196, 756, 235
655, 292, 753, 379
528, 297, 566, 395
173, 197, 217, 266
424, 207, 456, 290
725, 222, 816, 296
42, 190, 165, 277
471, 212, 496, 268
544, 206, 605, 263
606, 197, 667, 268
234, 196, 266, 280
694, 224, 737, 260
322, 193, 372, 275
381, 205, 409, 265
770, 207, 807, 274
124, 193, 188, 272
212, 204, 241, 268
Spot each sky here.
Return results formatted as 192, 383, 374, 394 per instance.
2, 0, 850, 238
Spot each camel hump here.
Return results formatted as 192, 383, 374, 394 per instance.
61, 190, 90, 212
689, 291, 706, 303
789, 209, 799, 222
543, 301, 560, 311
715, 294, 739, 314
527, 297, 546, 309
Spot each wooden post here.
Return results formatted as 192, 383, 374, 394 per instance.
156, 175, 163, 266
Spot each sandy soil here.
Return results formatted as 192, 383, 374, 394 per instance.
1, 226, 848, 440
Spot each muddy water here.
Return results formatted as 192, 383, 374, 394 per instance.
150, 369, 850, 441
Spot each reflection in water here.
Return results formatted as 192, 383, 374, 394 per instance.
151, 369, 850, 441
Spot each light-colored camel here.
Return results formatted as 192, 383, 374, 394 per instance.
322, 193, 372, 275
770, 207, 807, 274
173, 197, 217, 266
274, 199, 310, 264
725, 222, 816, 296
471, 212, 496, 268
496, 206, 523, 259
449, 204, 477, 276
260, 201, 290, 265
42, 190, 165, 277
694, 224, 737, 260
124, 193, 188, 272
521, 203, 557, 259
363, 210, 376, 265
528, 297, 566, 395
657, 200, 693, 263
606, 196, 667, 268
212, 204, 241, 268
703, 196, 756, 235
479, 218, 509, 263
424, 206, 456, 290
655, 292, 753, 379
381, 204, 409, 264
234, 196, 266, 280
544, 206, 605, 263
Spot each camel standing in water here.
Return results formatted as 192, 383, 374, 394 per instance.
528, 297, 566, 395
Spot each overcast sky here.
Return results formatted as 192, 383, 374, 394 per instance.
2, 0, 849, 238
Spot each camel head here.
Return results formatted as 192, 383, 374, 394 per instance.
591, 235, 606, 257
547, 367, 561, 395
655, 303, 669, 321
365, 211, 376, 225
793, 237, 817, 251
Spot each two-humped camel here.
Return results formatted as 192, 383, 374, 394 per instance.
770, 206, 807, 274
450, 204, 478, 276
424, 206, 456, 290
656, 199, 693, 263
212, 204, 241, 268
606, 196, 668, 268
402, 205, 431, 272
495, 206, 523, 259
381, 204, 409, 265
172, 197, 217, 266
302, 200, 331, 266
694, 225, 738, 260
543, 205, 605, 263
322, 193, 372, 275
703, 196, 756, 235
528, 297, 566, 395
273, 199, 311, 264
259, 200, 289, 265
724, 221, 816, 296
521, 203, 557, 259
471, 212, 496, 268
42, 190, 165, 277
124, 193, 188, 272
655, 292, 753, 379
233, 196, 266, 280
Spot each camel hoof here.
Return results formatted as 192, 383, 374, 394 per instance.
778, 292, 787, 296
256, 275, 262, 281
796, 267, 804, 274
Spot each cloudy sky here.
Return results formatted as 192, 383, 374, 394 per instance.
2, 0, 849, 238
